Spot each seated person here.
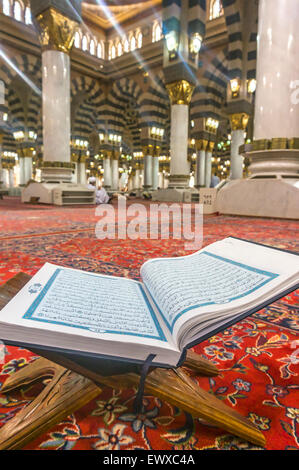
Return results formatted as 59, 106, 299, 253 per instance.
87, 177, 111, 204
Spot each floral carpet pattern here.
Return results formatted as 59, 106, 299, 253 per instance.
0, 197, 298, 450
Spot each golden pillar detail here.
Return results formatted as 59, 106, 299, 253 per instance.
153, 146, 161, 158
196, 139, 209, 152
230, 113, 250, 131
112, 150, 120, 160
166, 80, 195, 105
17, 148, 35, 158
34, 7, 79, 54
207, 141, 215, 152
142, 145, 154, 157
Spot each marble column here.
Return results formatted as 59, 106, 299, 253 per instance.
133, 168, 140, 190
143, 147, 153, 190
33, 7, 80, 183
229, 115, 248, 179
8, 168, 14, 187
249, 0, 299, 178
205, 142, 214, 188
111, 156, 119, 192
103, 154, 112, 189
18, 150, 33, 186
78, 159, 87, 185
254, 0, 299, 141
195, 140, 208, 187
152, 154, 159, 190
166, 80, 194, 188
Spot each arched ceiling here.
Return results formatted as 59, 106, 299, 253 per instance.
82, 0, 161, 29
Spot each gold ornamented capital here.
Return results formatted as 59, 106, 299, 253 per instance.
142, 145, 154, 157
18, 148, 34, 158
112, 150, 120, 160
166, 80, 195, 105
196, 139, 209, 151
35, 7, 79, 54
207, 141, 215, 152
230, 113, 250, 131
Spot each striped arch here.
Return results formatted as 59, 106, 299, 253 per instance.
222, 0, 243, 79
105, 78, 143, 153
0, 53, 41, 111
191, 49, 229, 122
140, 70, 170, 129
70, 75, 104, 140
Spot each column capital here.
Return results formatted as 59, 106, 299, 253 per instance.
166, 80, 195, 105
153, 146, 161, 157
229, 113, 250, 131
196, 139, 209, 151
112, 150, 120, 160
17, 148, 34, 158
207, 141, 215, 152
142, 145, 154, 157
34, 7, 79, 54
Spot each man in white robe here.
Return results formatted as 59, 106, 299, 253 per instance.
87, 177, 110, 204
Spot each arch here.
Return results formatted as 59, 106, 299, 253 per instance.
24, 5, 31, 24
74, 30, 81, 48
13, 0, 23, 21
190, 49, 229, 123
140, 70, 169, 131
209, 0, 223, 20
97, 41, 104, 59
116, 40, 122, 57
152, 21, 162, 42
3, 0, 11, 16
0, 53, 42, 112
71, 75, 104, 141
105, 78, 144, 153
129, 34, 136, 52
136, 30, 142, 49
123, 37, 129, 53
89, 38, 96, 55
82, 35, 89, 52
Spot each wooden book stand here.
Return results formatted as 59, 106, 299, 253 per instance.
0, 273, 265, 449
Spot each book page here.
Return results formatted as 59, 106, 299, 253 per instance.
1, 263, 167, 343
141, 238, 299, 343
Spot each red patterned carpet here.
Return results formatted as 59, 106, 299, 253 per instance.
0, 196, 298, 450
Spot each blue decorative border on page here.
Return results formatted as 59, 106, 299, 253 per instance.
23, 268, 167, 342
146, 251, 279, 333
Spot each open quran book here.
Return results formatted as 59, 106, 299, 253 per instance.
0, 237, 298, 368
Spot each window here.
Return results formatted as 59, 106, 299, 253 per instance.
136, 30, 142, 49
130, 35, 136, 51
13, 0, 22, 21
209, 0, 224, 20
152, 21, 162, 42
3, 0, 11, 16
123, 38, 129, 53
90, 39, 95, 55
74, 31, 81, 48
117, 41, 122, 57
97, 42, 102, 58
111, 44, 116, 59
82, 35, 88, 51
24, 6, 31, 24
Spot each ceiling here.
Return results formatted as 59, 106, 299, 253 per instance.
82, 0, 161, 29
